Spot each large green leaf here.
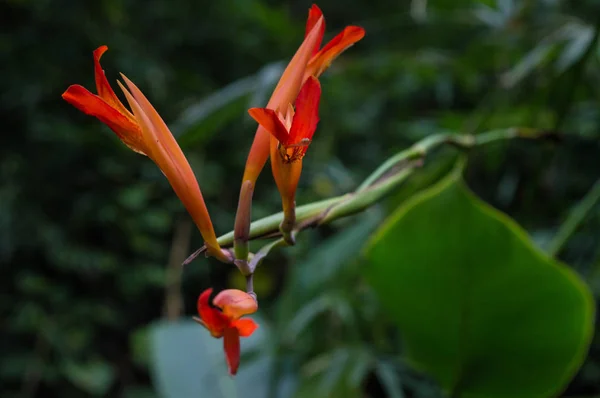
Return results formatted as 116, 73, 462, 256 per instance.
365, 170, 594, 398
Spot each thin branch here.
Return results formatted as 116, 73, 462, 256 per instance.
164, 219, 192, 320
184, 128, 554, 265
548, 178, 600, 257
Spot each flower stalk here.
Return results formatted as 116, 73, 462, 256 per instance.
183, 127, 555, 263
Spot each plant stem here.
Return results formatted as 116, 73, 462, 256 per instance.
548, 178, 600, 257
164, 219, 191, 320
233, 180, 253, 261
185, 127, 551, 263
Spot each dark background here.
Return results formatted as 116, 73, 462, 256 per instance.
2, 0, 599, 397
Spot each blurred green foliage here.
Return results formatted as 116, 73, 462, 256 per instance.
367, 171, 593, 398
2, 0, 600, 397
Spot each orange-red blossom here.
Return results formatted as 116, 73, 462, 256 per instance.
235, 4, 364, 243
62, 46, 229, 262
195, 288, 258, 375
248, 76, 321, 222
241, 4, 365, 187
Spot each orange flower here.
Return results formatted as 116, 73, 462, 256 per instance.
241, 4, 364, 185
248, 77, 321, 163
62, 46, 229, 262
195, 288, 259, 375
304, 4, 366, 80
241, 15, 323, 185
248, 76, 321, 218
234, 4, 364, 247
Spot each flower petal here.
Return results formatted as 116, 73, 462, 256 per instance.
92, 46, 136, 121
62, 84, 147, 155
306, 26, 365, 78
213, 289, 258, 319
233, 318, 259, 338
248, 108, 291, 146
196, 288, 228, 337
240, 16, 324, 183
118, 75, 221, 255
223, 327, 241, 375
289, 76, 321, 145
305, 4, 325, 56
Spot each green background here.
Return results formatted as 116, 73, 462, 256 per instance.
2, 0, 600, 397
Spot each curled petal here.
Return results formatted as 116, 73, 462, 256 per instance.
223, 327, 241, 375
240, 16, 324, 183
306, 26, 366, 78
248, 108, 290, 146
93, 46, 134, 119
62, 85, 147, 155
196, 288, 228, 337
233, 318, 259, 338
118, 76, 222, 255
289, 76, 321, 145
305, 4, 325, 55
213, 289, 258, 319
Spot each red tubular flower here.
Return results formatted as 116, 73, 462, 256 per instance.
195, 288, 258, 375
232, 12, 324, 254
248, 77, 321, 236
241, 16, 324, 185
240, 3, 364, 186
235, 5, 364, 244
248, 76, 321, 164
62, 46, 229, 262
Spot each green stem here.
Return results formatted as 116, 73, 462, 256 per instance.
548, 178, 600, 257
185, 127, 550, 263
217, 196, 346, 246
357, 127, 542, 192
248, 238, 288, 273
233, 180, 253, 261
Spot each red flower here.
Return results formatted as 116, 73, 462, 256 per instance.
240, 3, 364, 185
248, 76, 321, 164
62, 46, 229, 262
195, 288, 259, 375
247, 77, 321, 233
304, 4, 366, 80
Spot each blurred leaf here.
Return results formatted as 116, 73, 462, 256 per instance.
174, 62, 283, 148
376, 360, 405, 398
62, 358, 115, 396
293, 212, 382, 293
501, 40, 556, 88
131, 325, 152, 368
122, 386, 158, 398
149, 319, 271, 398
365, 170, 595, 398
555, 24, 595, 73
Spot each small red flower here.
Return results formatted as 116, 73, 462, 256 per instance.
195, 288, 258, 375
248, 76, 321, 164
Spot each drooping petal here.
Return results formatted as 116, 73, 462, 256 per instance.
196, 289, 228, 338
62, 85, 148, 155
93, 46, 135, 120
289, 76, 321, 145
241, 16, 324, 183
118, 76, 222, 256
223, 327, 241, 375
248, 108, 291, 146
233, 318, 259, 338
305, 4, 325, 56
213, 289, 258, 320
305, 26, 365, 78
